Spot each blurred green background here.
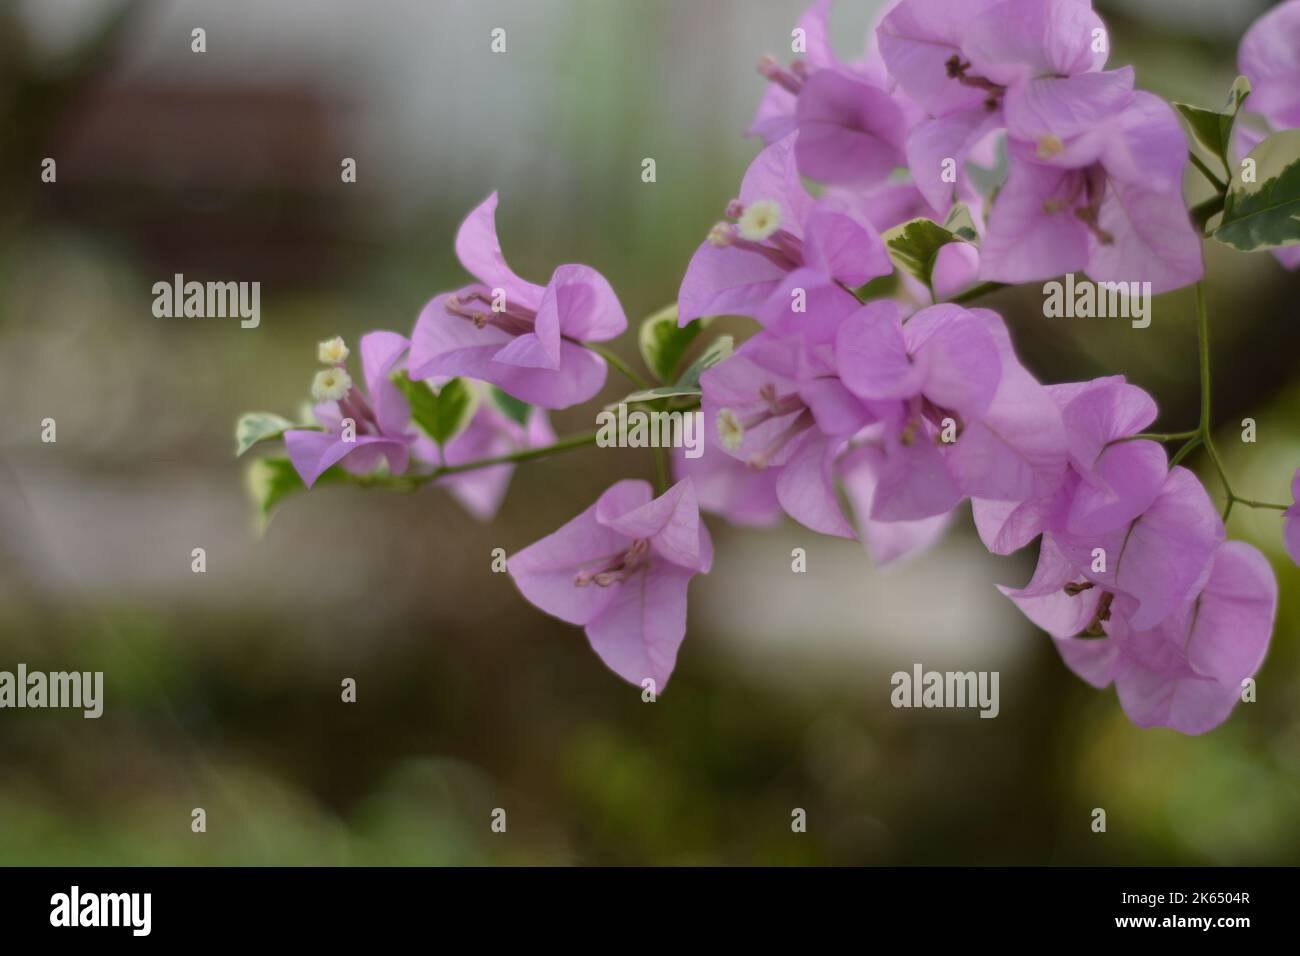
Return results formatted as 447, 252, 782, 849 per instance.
1, 0, 1298, 865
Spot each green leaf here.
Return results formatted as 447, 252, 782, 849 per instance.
675, 334, 734, 389
851, 271, 901, 302
1174, 75, 1251, 173
614, 385, 703, 406
486, 386, 531, 427
942, 202, 979, 242
244, 457, 342, 530
1190, 193, 1226, 232
637, 304, 704, 384
392, 373, 480, 445
882, 217, 968, 291
234, 411, 296, 457
1214, 129, 1300, 252
605, 332, 733, 407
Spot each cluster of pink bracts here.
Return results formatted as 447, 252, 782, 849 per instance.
259, 0, 1300, 735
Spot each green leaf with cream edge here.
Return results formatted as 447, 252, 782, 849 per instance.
883, 207, 976, 293
615, 334, 734, 405
1215, 129, 1300, 252
244, 456, 343, 531
638, 304, 706, 385
1175, 75, 1251, 175
235, 412, 298, 457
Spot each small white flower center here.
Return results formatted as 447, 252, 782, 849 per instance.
737, 199, 782, 242
318, 336, 350, 365
312, 367, 353, 402
1035, 135, 1064, 160
716, 408, 744, 452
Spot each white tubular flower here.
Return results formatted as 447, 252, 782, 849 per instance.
311, 367, 353, 402
736, 199, 782, 242
716, 408, 744, 452
318, 336, 350, 365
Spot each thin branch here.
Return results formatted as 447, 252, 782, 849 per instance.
1194, 282, 1237, 519
585, 342, 651, 391
652, 446, 669, 494
432, 429, 600, 479
1232, 498, 1288, 512
1188, 151, 1227, 193
947, 280, 1008, 304
343, 430, 603, 491
1117, 430, 1199, 444
1169, 435, 1202, 468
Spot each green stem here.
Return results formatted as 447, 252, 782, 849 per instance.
1194, 282, 1236, 519
947, 280, 1008, 305
1092, 286, 1286, 519
587, 341, 683, 487
837, 279, 865, 303
1190, 194, 1226, 235
1203, 438, 1235, 516
652, 446, 669, 494
1169, 435, 1202, 468
585, 342, 651, 391
1234, 498, 1289, 512
347, 430, 603, 490
1196, 283, 1213, 441
440, 429, 602, 476
1188, 283, 1288, 518
1188, 151, 1227, 193
1120, 430, 1199, 444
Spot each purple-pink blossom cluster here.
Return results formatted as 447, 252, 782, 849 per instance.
675, 153, 1275, 732
283, 188, 628, 510
253, 0, 1300, 736
667, 0, 1290, 732
749, 0, 1206, 292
